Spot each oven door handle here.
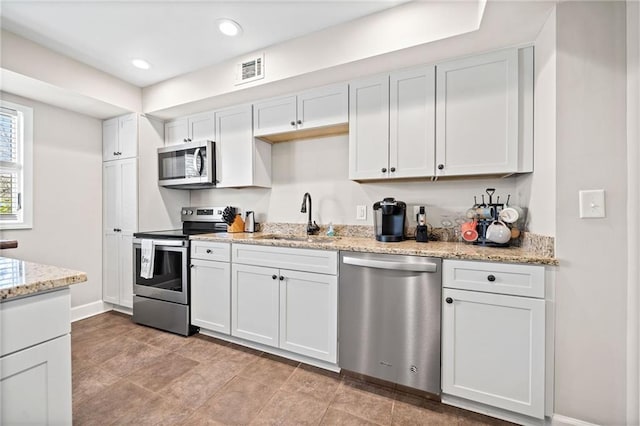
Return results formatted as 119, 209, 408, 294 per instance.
132, 238, 187, 247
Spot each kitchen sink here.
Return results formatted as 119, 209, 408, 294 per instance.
254, 234, 340, 243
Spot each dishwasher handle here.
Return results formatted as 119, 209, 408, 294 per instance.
343, 256, 438, 273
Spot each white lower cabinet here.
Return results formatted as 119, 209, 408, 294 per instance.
1, 289, 72, 425
441, 260, 546, 419
190, 241, 231, 334
230, 244, 338, 363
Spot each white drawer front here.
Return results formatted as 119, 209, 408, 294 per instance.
191, 241, 231, 262
443, 260, 544, 298
232, 244, 338, 275
1, 288, 71, 357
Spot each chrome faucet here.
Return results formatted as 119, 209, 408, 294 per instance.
300, 192, 320, 235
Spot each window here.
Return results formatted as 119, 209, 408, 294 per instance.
0, 100, 33, 229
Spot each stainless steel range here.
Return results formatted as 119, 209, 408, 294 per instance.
132, 206, 233, 335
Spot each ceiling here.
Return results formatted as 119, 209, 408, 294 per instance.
0, 0, 409, 88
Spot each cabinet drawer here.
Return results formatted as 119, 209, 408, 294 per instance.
443, 260, 544, 298
1, 288, 71, 357
232, 244, 337, 275
191, 241, 231, 262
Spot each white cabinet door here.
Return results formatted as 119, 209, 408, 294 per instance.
349, 75, 390, 180
1, 334, 72, 425
164, 118, 189, 146
118, 113, 138, 159
102, 232, 120, 305
118, 232, 134, 309
102, 117, 118, 161
103, 158, 137, 307
390, 66, 436, 178
253, 95, 297, 136
188, 112, 215, 142
435, 49, 519, 176
231, 264, 279, 347
119, 158, 138, 233
215, 105, 253, 188
191, 259, 231, 334
442, 288, 545, 419
279, 269, 337, 362
297, 83, 348, 130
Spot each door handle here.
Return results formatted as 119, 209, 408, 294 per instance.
343, 256, 437, 272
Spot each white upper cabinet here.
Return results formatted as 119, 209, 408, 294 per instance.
103, 113, 137, 161
349, 66, 435, 180
435, 47, 533, 177
253, 83, 348, 142
214, 104, 271, 188
164, 112, 215, 146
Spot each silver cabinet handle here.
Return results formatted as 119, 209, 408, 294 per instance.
343, 256, 437, 272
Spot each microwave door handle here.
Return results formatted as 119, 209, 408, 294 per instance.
193, 148, 205, 176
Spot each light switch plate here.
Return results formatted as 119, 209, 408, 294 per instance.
579, 189, 606, 218
356, 205, 367, 220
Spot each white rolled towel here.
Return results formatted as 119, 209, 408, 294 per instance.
140, 239, 155, 279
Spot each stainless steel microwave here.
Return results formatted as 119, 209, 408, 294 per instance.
158, 140, 216, 189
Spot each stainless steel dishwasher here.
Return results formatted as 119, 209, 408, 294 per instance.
339, 252, 442, 396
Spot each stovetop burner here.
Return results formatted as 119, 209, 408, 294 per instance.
133, 206, 234, 240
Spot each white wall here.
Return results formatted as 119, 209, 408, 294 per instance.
515, 7, 556, 237
554, 2, 628, 424
0, 92, 103, 309
190, 134, 518, 228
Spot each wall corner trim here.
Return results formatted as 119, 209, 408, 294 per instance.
551, 414, 600, 426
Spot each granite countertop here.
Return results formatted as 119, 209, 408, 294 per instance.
0, 257, 87, 301
191, 233, 558, 266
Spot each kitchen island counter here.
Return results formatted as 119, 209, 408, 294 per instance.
0, 257, 87, 301
191, 233, 558, 266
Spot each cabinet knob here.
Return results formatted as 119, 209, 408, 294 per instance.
272, 274, 277, 280
297, 120, 302, 125
381, 167, 387, 173
390, 167, 396, 172
438, 164, 444, 170
487, 274, 496, 282
190, 264, 195, 268
290, 121, 296, 126
113, 151, 118, 156
279, 275, 284, 281
206, 249, 212, 254
445, 297, 453, 304
183, 138, 188, 142
113, 228, 117, 232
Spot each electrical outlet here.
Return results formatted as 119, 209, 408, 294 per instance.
356, 205, 367, 220
413, 206, 421, 218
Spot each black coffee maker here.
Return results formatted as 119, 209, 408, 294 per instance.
373, 198, 406, 242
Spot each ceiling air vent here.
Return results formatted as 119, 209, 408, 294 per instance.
235, 53, 264, 85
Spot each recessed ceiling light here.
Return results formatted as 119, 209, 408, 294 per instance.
131, 59, 150, 70
217, 19, 242, 37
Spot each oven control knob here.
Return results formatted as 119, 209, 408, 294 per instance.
187, 210, 193, 215
182, 210, 187, 215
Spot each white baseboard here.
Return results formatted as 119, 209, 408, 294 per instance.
70, 300, 112, 322
551, 414, 599, 426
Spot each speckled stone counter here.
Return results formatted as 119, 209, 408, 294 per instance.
191, 233, 558, 266
0, 257, 87, 301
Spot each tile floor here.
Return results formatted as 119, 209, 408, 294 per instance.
72, 311, 513, 425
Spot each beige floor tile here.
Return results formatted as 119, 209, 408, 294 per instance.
162, 362, 237, 407
145, 330, 192, 352
100, 338, 169, 377
114, 394, 196, 426
174, 334, 231, 363
127, 353, 199, 392
72, 380, 156, 426
238, 353, 299, 387
251, 389, 329, 425
281, 364, 341, 402
72, 365, 120, 405
320, 407, 381, 425
330, 378, 395, 425
198, 376, 279, 424
179, 411, 227, 425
